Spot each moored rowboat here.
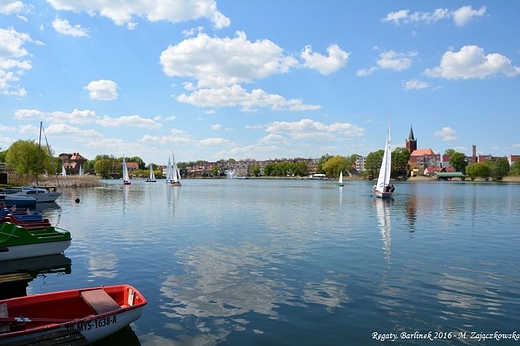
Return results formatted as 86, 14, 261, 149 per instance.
0, 284, 147, 344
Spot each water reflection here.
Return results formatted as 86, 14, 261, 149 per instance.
1, 254, 71, 299
166, 184, 181, 217
374, 198, 392, 265
159, 241, 350, 343
405, 193, 417, 233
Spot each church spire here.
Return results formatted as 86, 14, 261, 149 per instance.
406, 124, 417, 154
408, 125, 415, 141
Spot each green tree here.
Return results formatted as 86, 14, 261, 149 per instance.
445, 149, 456, 155
512, 159, 520, 175
0, 149, 7, 163
392, 147, 410, 178
212, 166, 220, 176
489, 158, 510, 181
449, 152, 468, 173
6, 140, 53, 178
93, 155, 119, 178
251, 164, 261, 177
365, 150, 384, 179
322, 155, 350, 178
316, 154, 333, 174
465, 162, 490, 180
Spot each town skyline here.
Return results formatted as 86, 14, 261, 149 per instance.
1, 1, 519, 166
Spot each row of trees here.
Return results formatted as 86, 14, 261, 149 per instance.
2, 140, 520, 181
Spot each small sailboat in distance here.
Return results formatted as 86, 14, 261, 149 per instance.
145, 164, 156, 182
122, 155, 131, 185
338, 171, 344, 187
372, 123, 394, 198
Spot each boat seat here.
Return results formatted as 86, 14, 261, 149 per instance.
81, 289, 120, 314
0, 303, 9, 333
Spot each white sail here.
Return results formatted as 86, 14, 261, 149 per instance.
374, 124, 393, 198
79, 164, 83, 176
171, 150, 181, 185
149, 165, 156, 181
61, 164, 67, 176
339, 171, 343, 184
165, 158, 173, 183
122, 155, 130, 184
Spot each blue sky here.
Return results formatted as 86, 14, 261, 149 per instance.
1, 0, 519, 165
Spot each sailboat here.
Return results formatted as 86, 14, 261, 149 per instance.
170, 150, 181, 186
165, 158, 173, 184
145, 164, 156, 182
61, 164, 67, 176
11, 122, 62, 203
337, 171, 344, 187
122, 156, 131, 185
372, 124, 394, 198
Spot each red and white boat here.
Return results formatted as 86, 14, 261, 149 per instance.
0, 284, 146, 344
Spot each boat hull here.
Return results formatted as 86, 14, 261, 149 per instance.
0, 240, 71, 261
11, 187, 62, 203
0, 285, 146, 344
0, 195, 36, 208
374, 190, 393, 199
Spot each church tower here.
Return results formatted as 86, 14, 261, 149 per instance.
406, 125, 417, 154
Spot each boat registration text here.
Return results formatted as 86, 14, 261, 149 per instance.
66, 315, 117, 332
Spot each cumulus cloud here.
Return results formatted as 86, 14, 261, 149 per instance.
382, 6, 485, 27
84, 79, 118, 100
300, 44, 349, 75
424, 45, 520, 79
175, 84, 320, 112
452, 6, 487, 27
434, 127, 458, 141
265, 119, 364, 140
199, 137, 230, 146
160, 31, 298, 89
0, 1, 33, 21
403, 79, 429, 90
161, 32, 349, 111
97, 115, 161, 129
52, 18, 89, 37
46, 0, 230, 29
357, 50, 416, 76
0, 28, 39, 96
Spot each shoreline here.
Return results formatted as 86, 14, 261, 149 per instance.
15, 174, 520, 189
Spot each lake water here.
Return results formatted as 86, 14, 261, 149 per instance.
13, 179, 520, 345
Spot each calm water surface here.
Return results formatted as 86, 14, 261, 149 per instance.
22, 179, 520, 345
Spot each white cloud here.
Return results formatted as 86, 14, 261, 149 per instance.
382, 6, 485, 27
265, 119, 364, 140
452, 6, 486, 27
211, 124, 222, 130
97, 115, 161, 129
377, 50, 416, 71
424, 45, 520, 80
0, 28, 37, 96
257, 134, 288, 145
0, 1, 33, 20
160, 31, 298, 89
199, 137, 230, 146
434, 127, 458, 141
84, 79, 118, 100
357, 50, 416, 76
44, 123, 105, 139
47, 0, 230, 29
300, 44, 349, 75
403, 79, 429, 90
52, 18, 89, 37
176, 84, 320, 112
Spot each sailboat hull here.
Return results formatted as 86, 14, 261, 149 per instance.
374, 190, 393, 199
